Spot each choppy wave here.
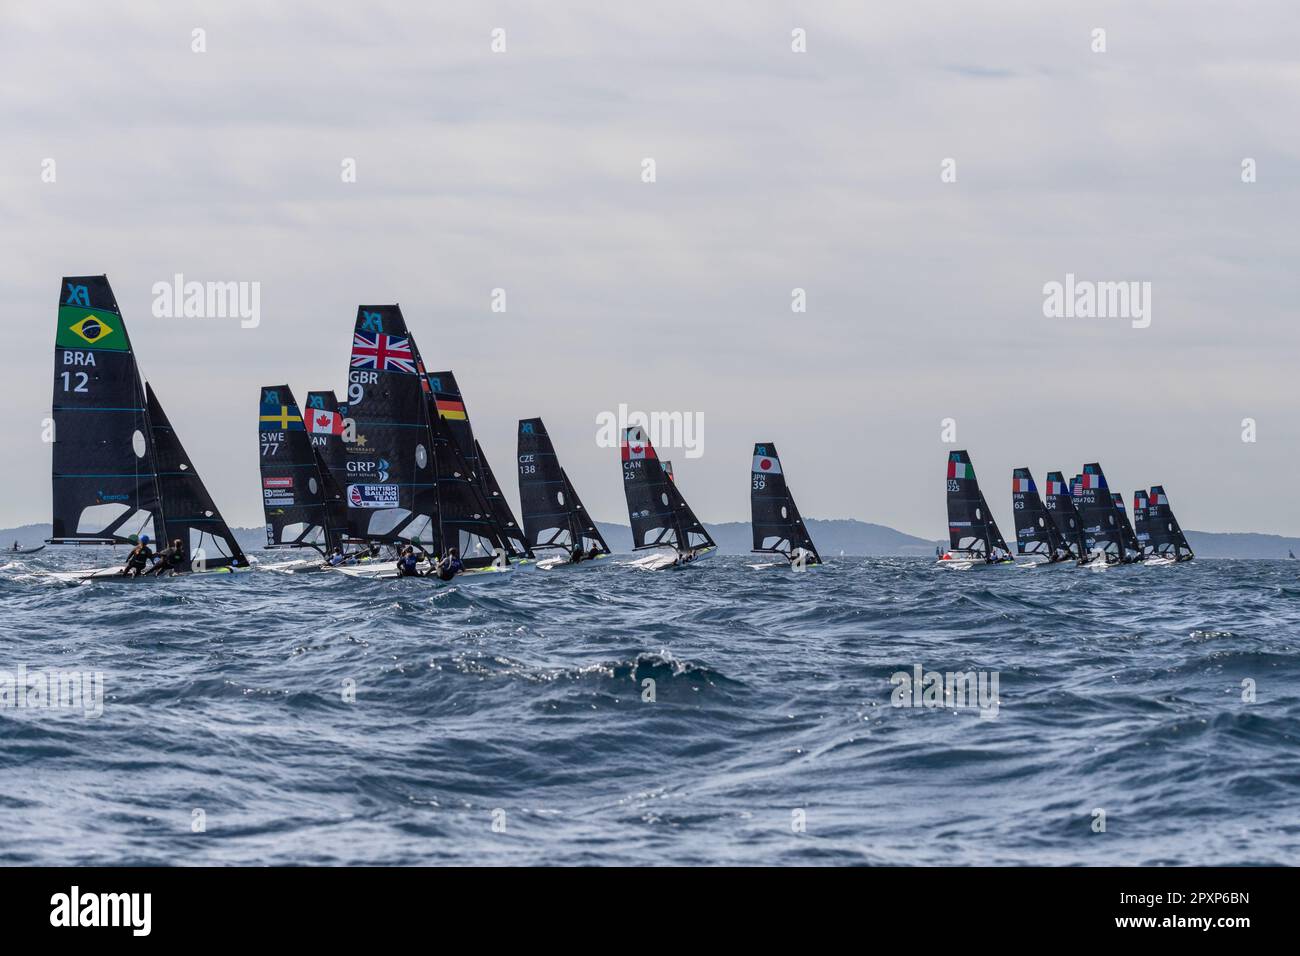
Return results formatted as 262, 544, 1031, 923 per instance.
1, 552, 1297, 865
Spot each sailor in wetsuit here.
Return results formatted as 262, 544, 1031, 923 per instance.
434, 548, 464, 581
569, 543, 585, 564
327, 546, 347, 567
150, 538, 186, 576
586, 544, 600, 561
120, 535, 154, 577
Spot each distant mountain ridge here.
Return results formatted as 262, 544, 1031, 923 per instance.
5, 521, 1299, 559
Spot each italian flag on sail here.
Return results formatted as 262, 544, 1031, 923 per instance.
947, 460, 973, 480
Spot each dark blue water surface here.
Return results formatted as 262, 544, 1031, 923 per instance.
1, 553, 1297, 865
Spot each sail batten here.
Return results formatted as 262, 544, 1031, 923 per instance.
750, 442, 820, 563
517, 418, 610, 555
944, 450, 1009, 557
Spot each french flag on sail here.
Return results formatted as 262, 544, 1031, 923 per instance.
1079, 473, 1104, 490
1012, 477, 1034, 494
1046, 479, 1067, 496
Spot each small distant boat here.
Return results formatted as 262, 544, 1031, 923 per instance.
517, 417, 611, 570
1010, 467, 1072, 567
1146, 485, 1194, 562
750, 443, 822, 570
1112, 492, 1144, 561
1290, 549, 1296, 560
620, 426, 716, 569
6, 544, 45, 555
938, 450, 1014, 569
46, 276, 249, 582
1043, 470, 1088, 564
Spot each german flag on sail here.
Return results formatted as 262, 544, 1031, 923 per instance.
435, 399, 467, 420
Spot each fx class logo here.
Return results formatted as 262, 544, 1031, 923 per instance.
65, 283, 90, 306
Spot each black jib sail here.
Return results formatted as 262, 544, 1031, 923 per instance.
147, 385, 247, 570
945, 450, 1009, 557
427, 370, 530, 558
343, 305, 441, 550
1132, 490, 1153, 557
1010, 467, 1066, 557
49, 275, 246, 571
1112, 492, 1142, 556
1043, 471, 1086, 559
258, 385, 346, 553
621, 425, 714, 552
1147, 485, 1194, 560
751, 443, 821, 564
517, 417, 610, 555
1073, 463, 1126, 560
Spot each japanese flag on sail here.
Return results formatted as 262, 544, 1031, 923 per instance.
621, 427, 655, 462
752, 455, 782, 475
308, 409, 344, 436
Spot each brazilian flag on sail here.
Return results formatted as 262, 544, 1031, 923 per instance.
56, 305, 128, 351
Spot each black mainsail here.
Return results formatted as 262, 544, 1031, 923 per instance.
1132, 490, 1153, 558
49, 275, 246, 571
517, 417, 610, 555
1043, 471, 1086, 559
259, 385, 346, 553
750, 442, 821, 564
945, 450, 1009, 558
1010, 467, 1066, 558
343, 305, 441, 550
1073, 463, 1126, 561
428, 370, 530, 558
621, 425, 714, 553
1147, 485, 1194, 561
1112, 492, 1142, 557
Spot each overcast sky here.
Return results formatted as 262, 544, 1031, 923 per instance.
4, 1, 1298, 538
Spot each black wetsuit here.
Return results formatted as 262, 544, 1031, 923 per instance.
122, 544, 153, 577
435, 556, 463, 581
150, 546, 184, 576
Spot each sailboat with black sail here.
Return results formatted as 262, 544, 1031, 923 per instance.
750, 443, 821, 570
621, 425, 716, 569
517, 417, 611, 569
1043, 471, 1087, 563
257, 385, 348, 572
1112, 491, 1143, 559
428, 370, 532, 562
1072, 463, 1129, 566
938, 450, 1013, 569
330, 307, 513, 582
1145, 485, 1194, 563
47, 275, 249, 582
1010, 467, 1071, 566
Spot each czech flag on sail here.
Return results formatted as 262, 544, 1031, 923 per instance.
308, 409, 344, 436
1012, 477, 1034, 493
753, 455, 782, 475
621, 427, 656, 462
947, 460, 973, 480
351, 332, 417, 374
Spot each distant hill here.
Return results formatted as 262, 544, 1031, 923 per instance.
8, 520, 1296, 559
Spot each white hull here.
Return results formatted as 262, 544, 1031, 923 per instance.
534, 552, 613, 571
628, 546, 718, 571
46, 564, 252, 584
936, 555, 1016, 571
328, 560, 516, 584
258, 557, 328, 574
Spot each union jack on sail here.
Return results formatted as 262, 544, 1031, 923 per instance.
351, 332, 417, 374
